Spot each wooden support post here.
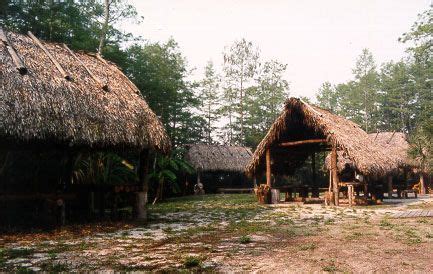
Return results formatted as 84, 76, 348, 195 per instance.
331, 144, 339, 206
266, 148, 271, 187
387, 175, 393, 198
364, 180, 369, 198
348, 185, 354, 206
197, 171, 201, 186
312, 151, 318, 197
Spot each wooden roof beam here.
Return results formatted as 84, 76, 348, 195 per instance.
0, 27, 27, 75
278, 139, 327, 147
28, 31, 72, 81
63, 44, 108, 91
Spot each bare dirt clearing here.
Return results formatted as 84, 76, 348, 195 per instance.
1, 194, 433, 272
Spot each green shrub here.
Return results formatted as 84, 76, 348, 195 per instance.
298, 243, 317, 251
239, 235, 252, 244
183, 256, 201, 268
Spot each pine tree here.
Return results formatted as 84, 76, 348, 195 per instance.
199, 61, 221, 144
222, 39, 260, 145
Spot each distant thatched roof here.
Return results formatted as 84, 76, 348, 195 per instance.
0, 29, 170, 152
246, 98, 398, 177
185, 144, 253, 172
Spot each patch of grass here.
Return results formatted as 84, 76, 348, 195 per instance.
121, 231, 130, 237
322, 264, 339, 272
4, 248, 34, 259
239, 235, 252, 244
227, 220, 271, 234
404, 229, 422, 245
40, 262, 69, 272
379, 218, 394, 229
0, 249, 6, 268
16, 267, 34, 274
47, 243, 71, 254
183, 256, 201, 268
48, 250, 57, 260
345, 231, 363, 240
418, 218, 428, 224
324, 218, 334, 225
275, 218, 295, 225
298, 243, 317, 251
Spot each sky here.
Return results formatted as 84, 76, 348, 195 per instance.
122, 0, 431, 100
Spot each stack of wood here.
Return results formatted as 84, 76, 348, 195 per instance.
255, 184, 271, 204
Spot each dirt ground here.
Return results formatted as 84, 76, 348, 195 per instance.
1, 194, 433, 272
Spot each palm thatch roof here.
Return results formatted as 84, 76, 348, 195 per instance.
245, 98, 398, 178
369, 132, 416, 168
0, 29, 170, 152
324, 132, 417, 172
185, 144, 253, 172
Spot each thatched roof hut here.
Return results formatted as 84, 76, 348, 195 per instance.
246, 98, 398, 178
185, 144, 253, 172
325, 132, 416, 172
0, 29, 170, 153
368, 132, 415, 169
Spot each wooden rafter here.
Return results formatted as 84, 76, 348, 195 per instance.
27, 31, 71, 80
278, 139, 327, 147
63, 44, 108, 91
0, 27, 27, 75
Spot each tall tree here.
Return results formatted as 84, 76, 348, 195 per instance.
97, 0, 139, 55
352, 48, 380, 132
316, 82, 339, 111
223, 39, 260, 144
0, 0, 138, 58
378, 61, 417, 132
199, 61, 221, 144
243, 60, 289, 147
126, 39, 205, 148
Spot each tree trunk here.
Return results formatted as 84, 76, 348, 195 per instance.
98, 0, 110, 54
240, 75, 244, 144
136, 149, 149, 221
208, 103, 211, 144
152, 177, 164, 205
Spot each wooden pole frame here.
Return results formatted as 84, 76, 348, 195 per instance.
63, 44, 108, 91
331, 144, 339, 206
387, 175, 393, 198
0, 27, 27, 75
28, 31, 72, 80
279, 139, 327, 147
266, 148, 271, 187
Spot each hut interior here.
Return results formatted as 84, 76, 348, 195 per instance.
184, 144, 253, 194
0, 28, 170, 229
246, 98, 399, 206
